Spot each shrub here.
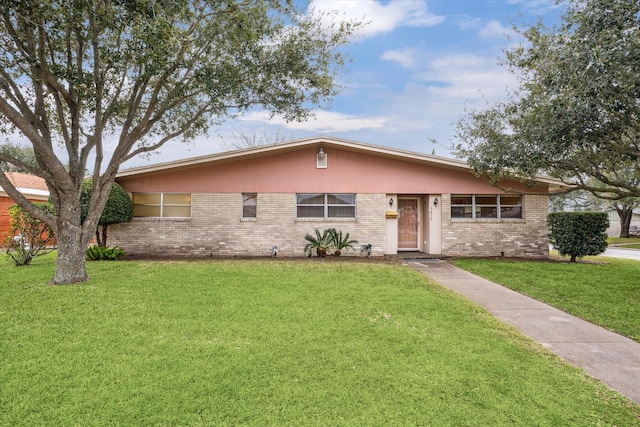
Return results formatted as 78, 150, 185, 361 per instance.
303, 228, 359, 257
548, 212, 608, 262
80, 179, 133, 247
330, 229, 358, 256
86, 245, 127, 261
3, 202, 56, 266
303, 228, 334, 257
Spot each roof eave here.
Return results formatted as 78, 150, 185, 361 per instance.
114, 136, 571, 193
116, 136, 472, 178
0, 187, 50, 199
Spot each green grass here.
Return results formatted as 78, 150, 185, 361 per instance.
618, 243, 640, 249
2, 255, 639, 426
608, 237, 640, 245
454, 257, 640, 343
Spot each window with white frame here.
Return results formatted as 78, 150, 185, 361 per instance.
242, 193, 257, 218
296, 193, 356, 218
132, 193, 191, 218
451, 194, 522, 219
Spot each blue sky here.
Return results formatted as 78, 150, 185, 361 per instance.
3, 0, 563, 168
3, 1, 565, 169
145, 0, 564, 166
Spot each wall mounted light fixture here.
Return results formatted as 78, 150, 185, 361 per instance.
433, 197, 439, 207
316, 147, 327, 168
389, 198, 394, 207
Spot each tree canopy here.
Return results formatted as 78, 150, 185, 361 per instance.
0, 0, 361, 283
0, 143, 38, 172
551, 189, 640, 238
455, 0, 640, 199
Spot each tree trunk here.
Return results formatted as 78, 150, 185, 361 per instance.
95, 224, 109, 247
616, 206, 633, 238
51, 222, 91, 284
99, 224, 109, 247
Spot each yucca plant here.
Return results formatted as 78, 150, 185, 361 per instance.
303, 228, 334, 257
330, 229, 358, 256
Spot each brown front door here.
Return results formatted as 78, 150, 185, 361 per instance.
398, 198, 419, 250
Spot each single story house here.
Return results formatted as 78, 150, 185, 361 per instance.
110, 137, 566, 258
0, 172, 49, 239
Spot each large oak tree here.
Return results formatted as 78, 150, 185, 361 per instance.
455, 0, 640, 199
0, 0, 361, 284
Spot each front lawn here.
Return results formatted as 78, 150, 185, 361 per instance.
1, 255, 639, 425
454, 257, 640, 343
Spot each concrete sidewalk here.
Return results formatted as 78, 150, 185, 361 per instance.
407, 260, 640, 405
603, 246, 640, 260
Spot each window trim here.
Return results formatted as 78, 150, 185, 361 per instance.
451, 194, 522, 219
132, 192, 192, 218
296, 193, 356, 219
242, 193, 257, 218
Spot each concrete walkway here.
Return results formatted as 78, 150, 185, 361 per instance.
604, 246, 640, 260
407, 260, 640, 405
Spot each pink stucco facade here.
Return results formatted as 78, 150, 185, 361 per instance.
117, 145, 543, 195
111, 137, 557, 258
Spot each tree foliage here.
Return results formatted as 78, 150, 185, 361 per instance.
3, 202, 56, 266
0, 0, 361, 283
551, 189, 640, 238
80, 179, 132, 247
455, 0, 640, 199
0, 143, 38, 172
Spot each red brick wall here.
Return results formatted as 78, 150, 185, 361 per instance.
0, 196, 50, 243
0, 196, 14, 240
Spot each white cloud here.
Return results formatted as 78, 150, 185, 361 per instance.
479, 20, 518, 39
308, 0, 444, 38
457, 17, 482, 30
429, 54, 485, 69
238, 110, 388, 133
381, 48, 417, 68
354, 52, 518, 151
422, 53, 517, 100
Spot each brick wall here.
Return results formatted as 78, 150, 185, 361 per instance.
0, 196, 13, 238
440, 194, 549, 258
0, 196, 51, 246
109, 192, 550, 258
108, 193, 388, 257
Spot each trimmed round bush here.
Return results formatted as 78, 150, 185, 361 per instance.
548, 212, 608, 262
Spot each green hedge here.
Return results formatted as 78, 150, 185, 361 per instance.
548, 212, 608, 262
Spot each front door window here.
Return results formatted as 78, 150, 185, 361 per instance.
398, 198, 419, 250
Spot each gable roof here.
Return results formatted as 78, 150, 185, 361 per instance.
117, 136, 569, 192
0, 172, 49, 199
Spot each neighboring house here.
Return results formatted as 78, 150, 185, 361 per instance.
606, 210, 640, 237
0, 172, 49, 239
111, 137, 567, 258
